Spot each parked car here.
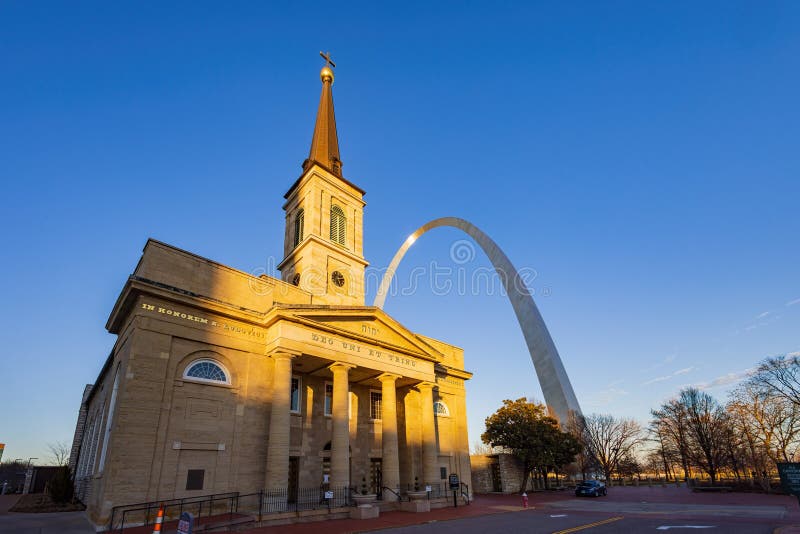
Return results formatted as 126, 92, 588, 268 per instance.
575, 480, 607, 497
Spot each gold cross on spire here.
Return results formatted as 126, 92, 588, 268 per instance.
319, 50, 336, 69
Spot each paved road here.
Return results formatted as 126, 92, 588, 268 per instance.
378, 508, 776, 533
0, 510, 95, 534
377, 488, 796, 534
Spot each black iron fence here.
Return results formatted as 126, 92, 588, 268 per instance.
108, 486, 356, 532
262, 485, 351, 513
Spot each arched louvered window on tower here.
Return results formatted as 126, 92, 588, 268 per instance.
330, 205, 346, 246
293, 208, 304, 248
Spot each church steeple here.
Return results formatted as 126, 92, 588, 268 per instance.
303, 52, 342, 177
279, 53, 368, 306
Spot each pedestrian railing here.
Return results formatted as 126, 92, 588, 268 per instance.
108, 486, 357, 532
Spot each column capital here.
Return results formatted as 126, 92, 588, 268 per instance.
328, 362, 356, 374
377, 372, 401, 384
268, 349, 301, 360
416, 381, 436, 392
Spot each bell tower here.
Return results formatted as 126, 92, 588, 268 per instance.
277, 53, 368, 305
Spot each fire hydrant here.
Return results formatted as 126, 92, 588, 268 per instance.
521, 492, 528, 508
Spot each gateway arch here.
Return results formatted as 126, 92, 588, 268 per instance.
374, 217, 582, 424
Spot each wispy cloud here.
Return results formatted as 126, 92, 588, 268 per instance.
642, 375, 672, 386
741, 311, 781, 333
642, 354, 677, 373
787, 298, 800, 307
642, 366, 696, 386
692, 367, 756, 390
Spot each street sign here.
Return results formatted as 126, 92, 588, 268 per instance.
324, 490, 334, 499
449, 474, 459, 490
177, 511, 194, 534
778, 463, 800, 500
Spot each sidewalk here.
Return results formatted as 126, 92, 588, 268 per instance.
240, 493, 551, 534
0, 494, 21, 515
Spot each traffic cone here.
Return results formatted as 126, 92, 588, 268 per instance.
152, 503, 164, 533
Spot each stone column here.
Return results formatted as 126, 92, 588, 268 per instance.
418, 382, 439, 486
330, 362, 355, 489
378, 373, 400, 492
264, 351, 296, 490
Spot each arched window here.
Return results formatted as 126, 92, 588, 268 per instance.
330, 205, 346, 246
184, 359, 230, 384
293, 209, 304, 248
433, 400, 450, 417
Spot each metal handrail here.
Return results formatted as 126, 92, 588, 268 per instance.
460, 482, 470, 505
380, 486, 404, 502
109, 491, 240, 532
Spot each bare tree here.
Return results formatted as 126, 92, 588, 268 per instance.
679, 388, 730, 484
651, 399, 693, 480
579, 413, 643, 483
729, 382, 800, 463
566, 411, 599, 480
47, 441, 71, 466
748, 354, 800, 407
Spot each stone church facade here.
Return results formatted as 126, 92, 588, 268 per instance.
71, 61, 473, 527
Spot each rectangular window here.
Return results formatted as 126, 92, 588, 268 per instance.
186, 469, 205, 491
290, 376, 301, 413
324, 383, 333, 416
440, 467, 447, 480
369, 391, 382, 420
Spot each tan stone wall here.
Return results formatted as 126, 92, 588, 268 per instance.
279, 168, 367, 306
469, 454, 525, 494
470, 455, 495, 493
134, 239, 312, 314
77, 239, 475, 526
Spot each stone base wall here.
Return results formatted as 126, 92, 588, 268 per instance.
470, 455, 494, 493
470, 453, 529, 494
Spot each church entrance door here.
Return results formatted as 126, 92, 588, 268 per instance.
370, 458, 382, 494
288, 457, 299, 503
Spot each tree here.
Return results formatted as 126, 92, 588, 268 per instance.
679, 388, 730, 484
47, 441, 70, 466
482, 398, 582, 492
579, 413, 643, 483
748, 354, 800, 407
567, 412, 600, 480
651, 399, 693, 480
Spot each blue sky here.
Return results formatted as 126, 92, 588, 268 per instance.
1, 1, 799, 462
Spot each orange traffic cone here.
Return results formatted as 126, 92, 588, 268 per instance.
152, 503, 164, 533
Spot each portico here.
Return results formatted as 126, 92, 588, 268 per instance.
260, 306, 461, 495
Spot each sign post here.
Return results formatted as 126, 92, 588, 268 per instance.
449, 474, 460, 508
777, 463, 800, 506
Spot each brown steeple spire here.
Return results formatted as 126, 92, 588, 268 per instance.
304, 51, 342, 177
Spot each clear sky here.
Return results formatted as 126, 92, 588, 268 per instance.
1, 1, 799, 463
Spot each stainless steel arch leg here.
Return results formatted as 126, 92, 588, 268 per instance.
374, 217, 582, 423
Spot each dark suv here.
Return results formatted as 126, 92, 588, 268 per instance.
575, 480, 607, 497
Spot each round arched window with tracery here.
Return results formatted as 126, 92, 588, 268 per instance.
183, 359, 230, 384
433, 400, 450, 417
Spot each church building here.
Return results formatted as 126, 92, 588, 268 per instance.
71, 59, 474, 527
